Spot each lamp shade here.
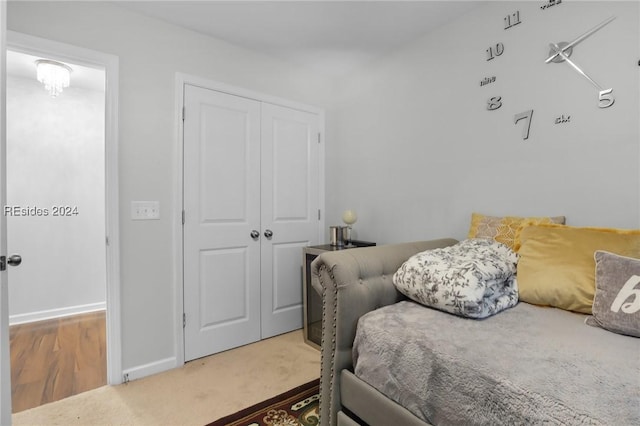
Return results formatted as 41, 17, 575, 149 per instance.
342, 210, 357, 225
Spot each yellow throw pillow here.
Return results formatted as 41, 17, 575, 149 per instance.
516, 224, 640, 314
467, 213, 566, 251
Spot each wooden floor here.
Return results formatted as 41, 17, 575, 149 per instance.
9, 311, 107, 413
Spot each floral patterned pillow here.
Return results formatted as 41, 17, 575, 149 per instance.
467, 212, 565, 251
393, 239, 518, 319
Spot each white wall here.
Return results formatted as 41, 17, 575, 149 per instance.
7, 1, 333, 375
326, 1, 640, 244
6, 74, 106, 323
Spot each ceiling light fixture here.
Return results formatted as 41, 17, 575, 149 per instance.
35, 59, 72, 97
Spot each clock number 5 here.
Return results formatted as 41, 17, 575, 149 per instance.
598, 88, 615, 109
514, 110, 534, 140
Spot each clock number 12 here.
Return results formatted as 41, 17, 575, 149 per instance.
514, 110, 534, 140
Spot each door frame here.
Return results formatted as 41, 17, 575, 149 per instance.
173, 73, 325, 366
6, 31, 122, 385
1, 2, 10, 423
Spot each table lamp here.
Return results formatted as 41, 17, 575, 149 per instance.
342, 210, 357, 246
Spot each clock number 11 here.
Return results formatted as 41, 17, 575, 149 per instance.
514, 110, 534, 140
504, 11, 521, 30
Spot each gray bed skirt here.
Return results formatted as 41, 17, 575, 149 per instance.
340, 369, 431, 426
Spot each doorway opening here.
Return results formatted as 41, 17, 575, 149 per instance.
6, 49, 106, 412
4, 31, 121, 414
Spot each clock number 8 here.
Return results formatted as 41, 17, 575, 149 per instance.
487, 96, 502, 111
598, 88, 615, 109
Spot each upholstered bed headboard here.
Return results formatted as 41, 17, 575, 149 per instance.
311, 238, 458, 426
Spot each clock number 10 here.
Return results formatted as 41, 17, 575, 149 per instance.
486, 43, 504, 61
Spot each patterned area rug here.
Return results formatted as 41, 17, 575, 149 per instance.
207, 379, 320, 426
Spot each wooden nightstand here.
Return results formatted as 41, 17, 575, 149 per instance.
302, 240, 376, 349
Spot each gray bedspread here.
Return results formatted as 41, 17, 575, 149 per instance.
353, 301, 640, 425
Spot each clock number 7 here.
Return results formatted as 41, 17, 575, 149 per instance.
514, 110, 534, 140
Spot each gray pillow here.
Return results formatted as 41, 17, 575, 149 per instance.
585, 251, 640, 337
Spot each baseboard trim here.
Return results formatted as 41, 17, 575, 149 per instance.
9, 302, 106, 325
122, 357, 177, 382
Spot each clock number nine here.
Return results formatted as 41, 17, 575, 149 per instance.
486, 43, 504, 61
514, 110, 534, 140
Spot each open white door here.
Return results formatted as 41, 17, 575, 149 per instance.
0, 2, 12, 424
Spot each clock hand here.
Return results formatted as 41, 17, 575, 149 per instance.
548, 43, 603, 90
545, 16, 616, 63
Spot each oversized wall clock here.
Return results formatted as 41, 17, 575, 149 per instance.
481, 1, 618, 141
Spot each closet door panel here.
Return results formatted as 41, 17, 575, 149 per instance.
183, 85, 261, 361
271, 118, 310, 220
198, 103, 249, 222
260, 103, 320, 338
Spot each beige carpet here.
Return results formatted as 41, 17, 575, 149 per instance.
12, 330, 320, 426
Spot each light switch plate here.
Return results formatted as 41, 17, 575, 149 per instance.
131, 201, 160, 220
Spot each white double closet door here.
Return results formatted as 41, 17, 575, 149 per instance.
183, 84, 321, 361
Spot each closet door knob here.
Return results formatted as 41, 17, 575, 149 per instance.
8, 255, 22, 267
264, 229, 273, 238
250, 230, 260, 240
